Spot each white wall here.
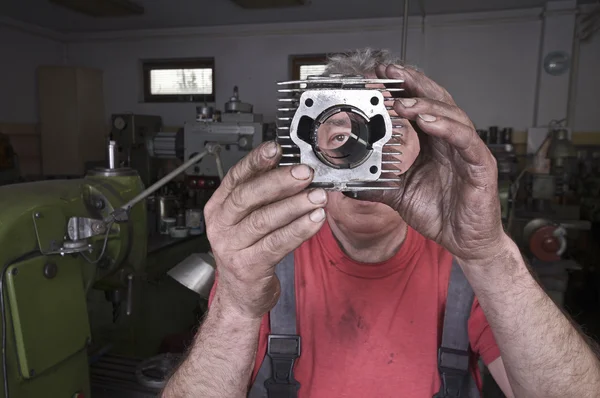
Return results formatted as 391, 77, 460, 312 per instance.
0, 22, 65, 123
423, 16, 541, 131
61, 8, 600, 132
66, 19, 412, 127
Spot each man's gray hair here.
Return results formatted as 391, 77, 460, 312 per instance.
324, 48, 404, 76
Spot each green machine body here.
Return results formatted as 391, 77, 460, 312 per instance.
0, 167, 147, 398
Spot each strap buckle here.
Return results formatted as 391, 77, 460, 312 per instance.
435, 347, 470, 398
264, 335, 301, 398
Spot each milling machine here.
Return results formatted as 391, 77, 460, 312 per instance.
0, 139, 226, 398
0, 148, 147, 397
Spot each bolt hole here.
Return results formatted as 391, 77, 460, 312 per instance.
370, 97, 379, 106
305, 98, 314, 107
370, 166, 378, 174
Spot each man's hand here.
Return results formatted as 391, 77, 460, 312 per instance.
369, 65, 600, 398
204, 141, 327, 320
370, 64, 507, 263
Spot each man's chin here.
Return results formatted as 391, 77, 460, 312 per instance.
342, 193, 385, 210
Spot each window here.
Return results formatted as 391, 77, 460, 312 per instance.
291, 54, 328, 81
299, 64, 328, 80
142, 58, 215, 102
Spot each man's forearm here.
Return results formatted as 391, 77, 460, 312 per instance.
460, 234, 600, 397
162, 290, 262, 398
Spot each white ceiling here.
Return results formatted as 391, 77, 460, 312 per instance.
0, 0, 595, 33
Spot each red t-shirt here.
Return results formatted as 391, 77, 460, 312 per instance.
212, 221, 500, 397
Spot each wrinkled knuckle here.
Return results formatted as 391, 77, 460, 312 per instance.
247, 211, 270, 236
282, 197, 299, 215
203, 201, 218, 220
206, 210, 225, 230
203, 201, 213, 216
261, 232, 287, 258
206, 219, 231, 252
228, 165, 245, 186
286, 222, 308, 242
228, 188, 247, 213
271, 168, 290, 188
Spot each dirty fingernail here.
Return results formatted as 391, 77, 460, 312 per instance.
419, 114, 437, 122
309, 208, 326, 223
262, 142, 278, 158
308, 189, 327, 204
399, 98, 417, 107
291, 164, 311, 180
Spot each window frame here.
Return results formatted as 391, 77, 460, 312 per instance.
142, 58, 215, 103
290, 54, 329, 80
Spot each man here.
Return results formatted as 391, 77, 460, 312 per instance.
162, 49, 600, 397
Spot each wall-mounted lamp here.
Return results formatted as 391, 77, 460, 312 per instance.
543, 51, 571, 76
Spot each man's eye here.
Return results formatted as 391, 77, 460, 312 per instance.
333, 134, 348, 143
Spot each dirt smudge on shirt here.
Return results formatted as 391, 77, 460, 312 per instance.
339, 305, 368, 341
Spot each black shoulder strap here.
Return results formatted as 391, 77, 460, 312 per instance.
248, 253, 300, 398
434, 259, 480, 398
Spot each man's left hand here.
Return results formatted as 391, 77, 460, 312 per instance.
369, 64, 509, 264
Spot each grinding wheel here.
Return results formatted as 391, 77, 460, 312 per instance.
523, 219, 564, 262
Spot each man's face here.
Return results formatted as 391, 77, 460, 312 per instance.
324, 72, 420, 232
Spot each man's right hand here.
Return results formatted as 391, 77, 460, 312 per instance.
203, 141, 327, 320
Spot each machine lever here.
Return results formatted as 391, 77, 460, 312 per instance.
104, 143, 224, 224
118, 149, 209, 215
213, 146, 225, 180
126, 273, 134, 316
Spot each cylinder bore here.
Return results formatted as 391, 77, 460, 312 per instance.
304, 105, 385, 169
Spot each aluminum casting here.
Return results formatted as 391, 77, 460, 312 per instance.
277, 75, 405, 191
